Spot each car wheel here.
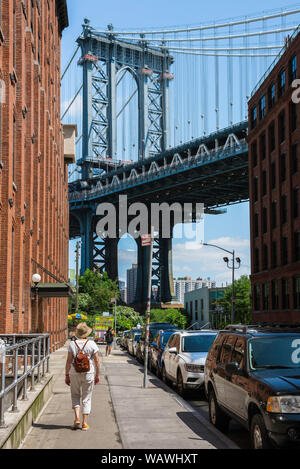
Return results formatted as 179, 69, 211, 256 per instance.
250, 414, 272, 449
176, 370, 186, 398
208, 389, 230, 433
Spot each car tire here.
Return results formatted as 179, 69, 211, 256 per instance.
250, 413, 272, 449
208, 389, 230, 433
176, 369, 186, 398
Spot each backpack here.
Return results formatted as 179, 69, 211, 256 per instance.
73, 340, 90, 373
106, 330, 113, 342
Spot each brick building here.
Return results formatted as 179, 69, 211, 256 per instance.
0, 0, 71, 350
248, 29, 300, 323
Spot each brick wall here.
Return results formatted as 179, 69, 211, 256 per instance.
0, 0, 69, 351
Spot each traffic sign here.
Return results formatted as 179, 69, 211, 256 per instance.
141, 234, 152, 246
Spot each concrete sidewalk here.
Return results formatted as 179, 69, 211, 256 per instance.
20, 344, 238, 450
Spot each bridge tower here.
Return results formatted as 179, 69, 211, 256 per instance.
73, 19, 177, 308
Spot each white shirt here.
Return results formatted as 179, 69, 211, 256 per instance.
68, 339, 99, 375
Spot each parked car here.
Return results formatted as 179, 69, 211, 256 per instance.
162, 330, 218, 397
127, 329, 142, 356
149, 329, 181, 377
120, 330, 131, 349
137, 322, 179, 363
204, 324, 300, 449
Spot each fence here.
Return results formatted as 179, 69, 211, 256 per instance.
0, 333, 50, 428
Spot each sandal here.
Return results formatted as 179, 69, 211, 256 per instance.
73, 420, 81, 429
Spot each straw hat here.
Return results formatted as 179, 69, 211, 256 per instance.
75, 322, 92, 339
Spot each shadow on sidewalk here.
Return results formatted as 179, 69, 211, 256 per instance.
31, 423, 73, 431
176, 411, 221, 445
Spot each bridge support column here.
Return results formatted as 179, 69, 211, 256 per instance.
80, 210, 93, 275
158, 237, 177, 304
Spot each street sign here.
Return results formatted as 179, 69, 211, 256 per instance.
103, 312, 110, 317
141, 234, 152, 246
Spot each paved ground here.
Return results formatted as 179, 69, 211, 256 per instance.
20, 343, 238, 450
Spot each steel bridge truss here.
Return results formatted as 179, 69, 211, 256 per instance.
77, 19, 174, 179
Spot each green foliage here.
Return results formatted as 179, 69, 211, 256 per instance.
150, 308, 187, 329
214, 275, 251, 325
115, 306, 142, 332
71, 269, 119, 317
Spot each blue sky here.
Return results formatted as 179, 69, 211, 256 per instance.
64, 1, 299, 285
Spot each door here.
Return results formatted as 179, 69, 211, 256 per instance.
214, 335, 237, 406
169, 334, 181, 379
225, 337, 249, 419
164, 334, 177, 376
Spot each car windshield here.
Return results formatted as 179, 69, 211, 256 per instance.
182, 334, 217, 353
249, 336, 300, 370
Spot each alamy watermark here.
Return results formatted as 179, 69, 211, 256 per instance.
95, 195, 204, 242
291, 79, 300, 103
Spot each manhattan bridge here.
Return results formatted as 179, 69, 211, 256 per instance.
62, 6, 300, 308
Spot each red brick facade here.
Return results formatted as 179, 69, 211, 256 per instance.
248, 31, 300, 323
0, 0, 69, 350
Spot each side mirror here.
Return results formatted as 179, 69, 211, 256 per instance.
168, 347, 177, 354
225, 362, 240, 375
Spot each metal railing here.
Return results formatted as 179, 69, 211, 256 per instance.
0, 334, 50, 428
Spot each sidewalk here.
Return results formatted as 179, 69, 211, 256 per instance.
20, 344, 238, 450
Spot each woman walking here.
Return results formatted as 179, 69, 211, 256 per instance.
105, 326, 115, 356
65, 322, 100, 430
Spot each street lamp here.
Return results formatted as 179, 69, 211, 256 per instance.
202, 242, 241, 323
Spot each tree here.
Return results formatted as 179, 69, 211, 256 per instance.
115, 306, 142, 331
150, 308, 188, 329
75, 269, 119, 317
215, 275, 251, 326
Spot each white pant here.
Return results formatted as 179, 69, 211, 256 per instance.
70, 373, 95, 415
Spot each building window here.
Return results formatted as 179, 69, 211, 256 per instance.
259, 95, 266, 120
271, 200, 277, 229
253, 176, 258, 202
271, 280, 279, 310
294, 187, 299, 219
254, 248, 259, 273
280, 153, 286, 182
10, 228, 14, 307
282, 236, 288, 265
281, 194, 287, 224
254, 212, 259, 237
279, 111, 285, 143
251, 106, 257, 129
291, 102, 297, 132
278, 69, 285, 97
271, 161, 276, 190
252, 141, 257, 167
260, 133, 266, 160
271, 240, 277, 268
293, 142, 298, 174
262, 283, 269, 310
263, 244, 268, 270
289, 55, 297, 83
293, 276, 300, 310
282, 278, 290, 310
268, 82, 275, 109
262, 207, 267, 233
269, 121, 275, 152
254, 284, 261, 311
294, 231, 300, 262
262, 170, 267, 196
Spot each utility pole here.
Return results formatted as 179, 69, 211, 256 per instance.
142, 228, 154, 389
75, 241, 80, 314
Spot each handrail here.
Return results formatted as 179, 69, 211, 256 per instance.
0, 334, 50, 428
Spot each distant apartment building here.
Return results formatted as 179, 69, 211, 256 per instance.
126, 264, 138, 304
248, 29, 300, 323
174, 277, 216, 304
184, 287, 226, 328
118, 281, 127, 303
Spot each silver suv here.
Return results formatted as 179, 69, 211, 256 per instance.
161, 330, 217, 397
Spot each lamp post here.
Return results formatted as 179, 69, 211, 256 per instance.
202, 242, 241, 323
